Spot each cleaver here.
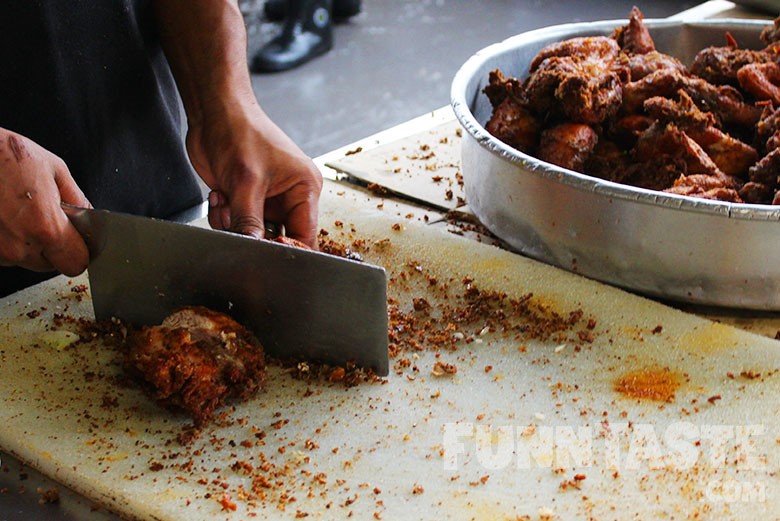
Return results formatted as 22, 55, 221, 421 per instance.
62, 204, 389, 376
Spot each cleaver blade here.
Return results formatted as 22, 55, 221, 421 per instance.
62, 205, 389, 376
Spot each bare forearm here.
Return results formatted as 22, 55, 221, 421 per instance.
153, 0, 323, 247
153, 0, 257, 125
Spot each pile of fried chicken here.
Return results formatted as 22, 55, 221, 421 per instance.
484, 7, 780, 204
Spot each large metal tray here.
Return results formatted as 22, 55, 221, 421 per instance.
451, 18, 780, 309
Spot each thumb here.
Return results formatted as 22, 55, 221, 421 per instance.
54, 163, 92, 209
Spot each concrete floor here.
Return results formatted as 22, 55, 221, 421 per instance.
1, 1, 709, 520
245, 0, 700, 158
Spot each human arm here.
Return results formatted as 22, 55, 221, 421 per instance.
152, 0, 323, 248
0, 128, 91, 276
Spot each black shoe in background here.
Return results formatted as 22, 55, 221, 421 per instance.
263, 0, 360, 22
252, 0, 334, 73
264, 0, 286, 21
333, 0, 360, 19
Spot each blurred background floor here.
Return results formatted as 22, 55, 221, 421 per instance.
243, 0, 700, 158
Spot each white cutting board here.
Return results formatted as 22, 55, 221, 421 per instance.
326, 120, 470, 213
1, 181, 779, 520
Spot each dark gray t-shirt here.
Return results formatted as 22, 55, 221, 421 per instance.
0, 0, 204, 296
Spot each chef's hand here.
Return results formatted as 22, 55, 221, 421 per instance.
0, 128, 91, 276
186, 102, 323, 248
152, 0, 323, 249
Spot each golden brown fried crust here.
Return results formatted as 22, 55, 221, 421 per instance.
634, 123, 724, 177
272, 235, 311, 249
628, 51, 686, 81
738, 62, 780, 106
685, 125, 758, 178
644, 91, 757, 177
692, 45, 775, 87
584, 139, 631, 182
125, 306, 266, 427
613, 6, 655, 55
761, 18, 780, 46
485, 97, 540, 154
755, 103, 780, 152
622, 157, 687, 191
537, 123, 598, 173
748, 146, 780, 186
739, 180, 774, 203
665, 184, 742, 202
525, 36, 629, 125
529, 36, 622, 72
623, 69, 762, 128
483, 69, 526, 108
483, 69, 540, 153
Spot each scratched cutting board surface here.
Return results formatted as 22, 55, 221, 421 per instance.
326, 120, 470, 213
326, 117, 780, 340
1, 181, 780, 520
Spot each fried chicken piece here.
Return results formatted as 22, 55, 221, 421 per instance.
483, 69, 525, 108
525, 36, 629, 125
739, 181, 774, 203
760, 16, 780, 46
628, 51, 687, 81
755, 103, 780, 152
633, 123, 720, 190
622, 70, 687, 114
664, 183, 743, 202
585, 138, 685, 191
609, 113, 654, 146
537, 123, 598, 172
665, 159, 743, 201
486, 98, 540, 153
767, 131, 780, 153
623, 68, 762, 128
643, 91, 717, 129
584, 139, 630, 182
672, 172, 739, 190
644, 91, 757, 177
740, 106, 780, 203
125, 306, 267, 427
656, 137, 742, 201
634, 123, 708, 174
748, 146, 780, 187
529, 36, 623, 72
613, 7, 686, 81
622, 157, 687, 191
634, 122, 731, 181
273, 235, 311, 249
483, 70, 540, 153
738, 62, 780, 106
613, 6, 655, 55
691, 32, 776, 87
686, 126, 758, 178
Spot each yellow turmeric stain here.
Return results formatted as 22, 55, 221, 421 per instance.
675, 323, 739, 355
614, 367, 681, 403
